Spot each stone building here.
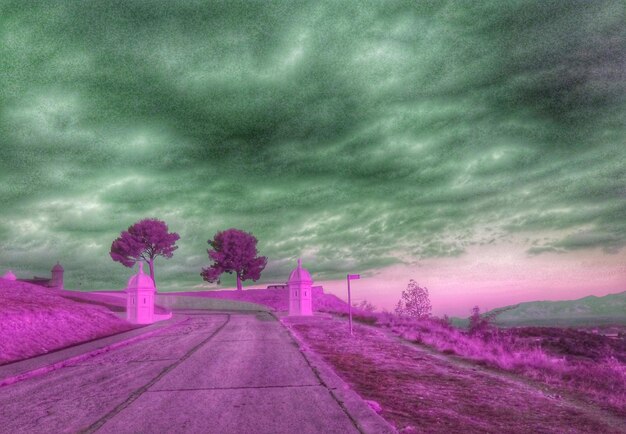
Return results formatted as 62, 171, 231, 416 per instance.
2, 270, 16, 280
126, 262, 156, 324
15, 262, 64, 289
288, 258, 313, 316
50, 262, 64, 290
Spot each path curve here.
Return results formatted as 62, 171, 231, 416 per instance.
0, 304, 387, 433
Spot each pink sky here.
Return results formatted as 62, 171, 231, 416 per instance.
316, 243, 626, 317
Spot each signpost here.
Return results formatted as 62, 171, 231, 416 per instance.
347, 273, 360, 335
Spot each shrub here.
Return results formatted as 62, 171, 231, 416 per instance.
395, 280, 432, 319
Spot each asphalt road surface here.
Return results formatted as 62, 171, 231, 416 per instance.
0, 310, 362, 433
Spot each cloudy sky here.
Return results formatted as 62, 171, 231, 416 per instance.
1, 1, 625, 315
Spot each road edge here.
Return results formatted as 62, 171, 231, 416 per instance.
275, 313, 398, 434
0, 315, 186, 388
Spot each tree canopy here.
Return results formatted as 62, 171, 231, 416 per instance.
395, 279, 432, 319
110, 218, 180, 285
201, 228, 267, 291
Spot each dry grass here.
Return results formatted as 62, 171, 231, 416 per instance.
0, 279, 134, 365
375, 314, 626, 417
286, 315, 626, 433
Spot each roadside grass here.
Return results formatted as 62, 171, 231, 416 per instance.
286, 315, 624, 434
371, 313, 626, 417
0, 279, 134, 365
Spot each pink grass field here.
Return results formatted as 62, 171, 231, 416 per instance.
375, 315, 626, 417
0, 279, 134, 365
287, 316, 626, 434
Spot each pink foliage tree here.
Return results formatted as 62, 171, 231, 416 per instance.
201, 228, 267, 291
395, 279, 432, 319
110, 218, 180, 286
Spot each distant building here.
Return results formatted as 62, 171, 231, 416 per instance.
126, 262, 156, 324
2, 270, 16, 280
51, 262, 64, 290
288, 258, 313, 316
16, 262, 64, 289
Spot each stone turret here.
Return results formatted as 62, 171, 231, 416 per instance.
2, 270, 16, 281
288, 258, 313, 316
50, 262, 64, 289
126, 262, 156, 324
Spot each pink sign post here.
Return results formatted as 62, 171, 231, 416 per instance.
347, 273, 360, 335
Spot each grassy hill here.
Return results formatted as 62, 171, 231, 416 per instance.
0, 279, 134, 365
173, 286, 352, 313
454, 291, 626, 327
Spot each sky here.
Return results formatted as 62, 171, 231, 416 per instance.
1, 1, 625, 316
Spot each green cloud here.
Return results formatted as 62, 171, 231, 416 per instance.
1, 1, 624, 290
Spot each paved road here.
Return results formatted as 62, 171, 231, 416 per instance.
0, 310, 361, 434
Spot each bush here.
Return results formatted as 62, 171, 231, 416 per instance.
395, 280, 432, 319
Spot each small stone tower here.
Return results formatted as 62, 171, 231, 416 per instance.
2, 270, 16, 280
50, 262, 64, 289
288, 258, 313, 316
126, 262, 156, 324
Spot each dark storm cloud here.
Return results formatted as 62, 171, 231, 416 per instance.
0, 0, 624, 289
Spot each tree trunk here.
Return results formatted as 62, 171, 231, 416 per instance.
236, 273, 242, 291
148, 258, 156, 288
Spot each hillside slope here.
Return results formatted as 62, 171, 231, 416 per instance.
285, 315, 626, 432
173, 287, 351, 313
0, 279, 134, 365
487, 291, 626, 326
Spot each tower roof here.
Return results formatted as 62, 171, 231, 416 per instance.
51, 261, 64, 272
2, 270, 16, 281
288, 258, 312, 283
126, 262, 155, 290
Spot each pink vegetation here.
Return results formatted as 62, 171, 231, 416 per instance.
175, 287, 351, 313
0, 279, 134, 365
373, 314, 626, 417
288, 316, 625, 433
200, 228, 267, 291
110, 218, 180, 285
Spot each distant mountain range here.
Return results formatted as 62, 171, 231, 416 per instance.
451, 291, 626, 327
